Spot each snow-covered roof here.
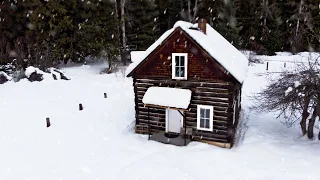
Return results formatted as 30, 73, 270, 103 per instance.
130, 51, 146, 63
142, 87, 192, 109
126, 20, 249, 83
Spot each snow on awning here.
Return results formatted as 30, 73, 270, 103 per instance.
142, 87, 192, 110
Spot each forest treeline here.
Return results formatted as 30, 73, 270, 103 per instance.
0, 0, 319, 70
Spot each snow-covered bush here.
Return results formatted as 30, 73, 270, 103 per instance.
243, 51, 263, 65
253, 53, 320, 140
0, 62, 16, 75
24, 66, 71, 82
12, 69, 26, 82
0, 65, 70, 83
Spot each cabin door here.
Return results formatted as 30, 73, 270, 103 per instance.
166, 109, 183, 133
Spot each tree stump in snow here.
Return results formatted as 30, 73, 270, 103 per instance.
46, 117, 51, 128
79, 103, 83, 111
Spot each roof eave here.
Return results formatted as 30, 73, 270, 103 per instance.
126, 27, 184, 78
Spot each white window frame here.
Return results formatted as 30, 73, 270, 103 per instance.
197, 105, 214, 131
172, 53, 188, 80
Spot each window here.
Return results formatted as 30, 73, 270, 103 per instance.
172, 53, 188, 80
197, 105, 213, 131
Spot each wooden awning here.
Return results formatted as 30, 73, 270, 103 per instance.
142, 87, 191, 110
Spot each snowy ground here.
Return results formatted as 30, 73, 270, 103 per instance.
1, 55, 320, 180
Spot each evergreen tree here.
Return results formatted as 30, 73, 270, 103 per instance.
199, 0, 241, 47
126, 0, 159, 50
156, 0, 184, 35
0, 1, 28, 65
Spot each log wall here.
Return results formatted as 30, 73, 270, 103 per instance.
130, 27, 242, 145
133, 78, 239, 143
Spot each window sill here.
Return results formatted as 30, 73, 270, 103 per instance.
197, 127, 213, 132
172, 77, 188, 80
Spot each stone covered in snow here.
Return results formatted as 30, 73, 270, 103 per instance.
48, 68, 70, 80
25, 66, 44, 82
24, 66, 70, 82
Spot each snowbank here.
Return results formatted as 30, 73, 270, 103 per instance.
0, 58, 320, 179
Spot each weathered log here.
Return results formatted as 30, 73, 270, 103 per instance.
191, 100, 229, 107
194, 130, 228, 138
192, 135, 227, 143
138, 115, 165, 122
193, 95, 230, 102
195, 86, 230, 93
139, 111, 165, 118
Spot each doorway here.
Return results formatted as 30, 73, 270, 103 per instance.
166, 109, 183, 133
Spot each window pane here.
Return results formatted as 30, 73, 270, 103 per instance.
180, 67, 185, 77
180, 56, 185, 66
175, 67, 180, 77
200, 118, 205, 128
205, 119, 210, 128
200, 109, 204, 118
175, 56, 180, 66
205, 109, 210, 119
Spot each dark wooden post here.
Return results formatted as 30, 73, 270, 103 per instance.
79, 103, 83, 111
178, 110, 187, 146
104, 93, 107, 98
284, 62, 286, 68
184, 113, 186, 146
148, 107, 151, 140
266, 62, 269, 71
46, 117, 51, 128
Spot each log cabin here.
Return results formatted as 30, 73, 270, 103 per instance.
126, 19, 248, 148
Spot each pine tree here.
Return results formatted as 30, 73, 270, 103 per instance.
126, 0, 159, 50
156, 0, 184, 35
0, 1, 29, 66
199, 0, 241, 47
